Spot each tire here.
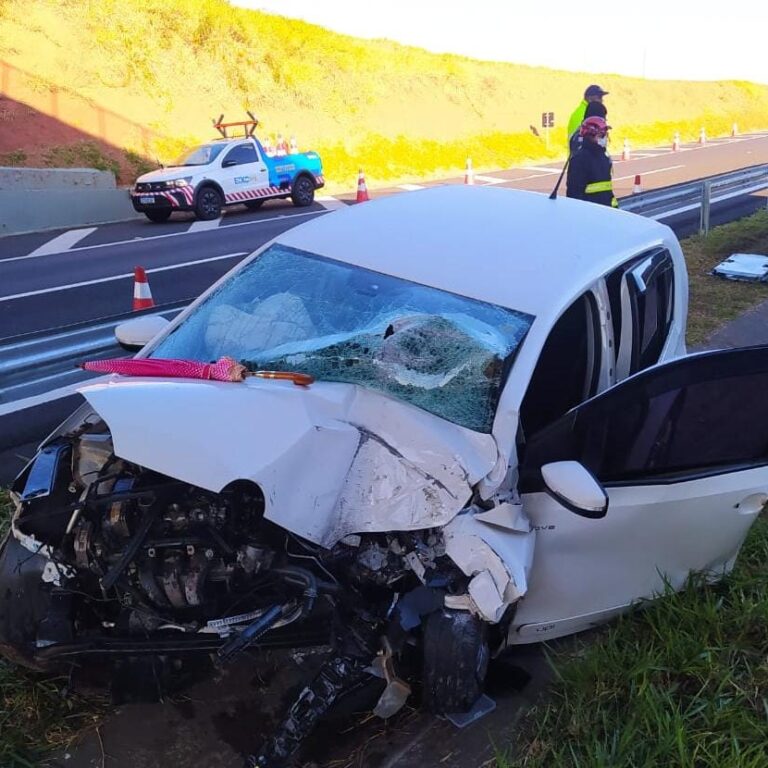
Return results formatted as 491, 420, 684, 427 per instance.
291, 175, 315, 207
244, 199, 265, 211
145, 210, 172, 223
195, 186, 223, 220
422, 609, 489, 715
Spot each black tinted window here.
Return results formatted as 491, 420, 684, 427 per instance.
224, 144, 258, 166
520, 346, 768, 488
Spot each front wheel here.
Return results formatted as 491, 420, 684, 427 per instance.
291, 175, 315, 207
195, 186, 223, 220
144, 210, 171, 223
422, 609, 489, 714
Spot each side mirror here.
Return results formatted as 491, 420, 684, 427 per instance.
114, 315, 171, 351
541, 461, 608, 519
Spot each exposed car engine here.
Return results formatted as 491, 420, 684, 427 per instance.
2, 419, 504, 767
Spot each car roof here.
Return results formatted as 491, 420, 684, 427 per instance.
277, 185, 675, 317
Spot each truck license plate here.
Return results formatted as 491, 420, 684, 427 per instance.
140, 196, 155, 204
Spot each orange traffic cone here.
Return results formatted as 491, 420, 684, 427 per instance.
289, 135, 298, 154
356, 169, 369, 203
464, 158, 474, 185
276, 133, 287, 157
633, 174, 642, 194
133, 266, 154, 311
672, 131, 680, 152
621, 139, 631, 161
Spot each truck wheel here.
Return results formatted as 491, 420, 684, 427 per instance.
291, 175, 315, 207
195, 186, 223, 220
145, 210, 171, 223
422, 609, 489, 715
244, 199, 265, 210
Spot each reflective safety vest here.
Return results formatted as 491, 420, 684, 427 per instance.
567, 100, 588, 148
565, 143, 618, 208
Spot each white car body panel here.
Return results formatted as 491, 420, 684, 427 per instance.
510, 469, 768, 643
218, 141, 270, 200
80, 376, 499, 547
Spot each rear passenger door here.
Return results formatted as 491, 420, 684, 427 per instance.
219, 142, 270, 205
605, 248, 676, 382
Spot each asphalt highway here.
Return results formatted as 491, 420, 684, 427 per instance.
2, 132, 767, 341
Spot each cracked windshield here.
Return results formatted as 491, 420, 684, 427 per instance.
151, 244, 534, 431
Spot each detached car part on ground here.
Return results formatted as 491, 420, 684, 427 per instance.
4, 187, 768, 767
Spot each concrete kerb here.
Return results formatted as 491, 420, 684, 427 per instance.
0, 166, 142, 236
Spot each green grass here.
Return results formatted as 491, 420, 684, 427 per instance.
497, 514, 768, 768
682, 209, 768, 346
0, 150, 27, 166
0, 490, 105, 767
41, 141, 121, 178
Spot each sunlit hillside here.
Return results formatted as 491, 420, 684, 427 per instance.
1, 0, 766, 187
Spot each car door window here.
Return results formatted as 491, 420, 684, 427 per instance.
520, 345, 768, 490
223, 143, 259, 166
607, 248, 675, 380
519, 291, 601, 437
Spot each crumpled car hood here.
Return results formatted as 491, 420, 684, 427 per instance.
80, 377, 500, 547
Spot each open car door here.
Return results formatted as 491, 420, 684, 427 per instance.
510, 345, 768, 644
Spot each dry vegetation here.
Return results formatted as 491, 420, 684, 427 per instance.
0, 0, 767, 187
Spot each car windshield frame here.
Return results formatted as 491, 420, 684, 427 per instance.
149, 245, 535, 433
173, 142, 228, 167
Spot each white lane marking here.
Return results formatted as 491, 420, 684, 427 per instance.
0, 377, 107, 417
187, 217, 223, 233
26, 227, 97, 257
2, 209, 325, 264
316, 196, 346, 210
516, 166, 561, 174
398, 184, 425, 191
474, 175, 507, 185
0, 251, 248, 303
614, 165, 685, 182
503, 170, 565, 184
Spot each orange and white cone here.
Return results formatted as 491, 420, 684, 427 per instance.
289, 135, 298, 154
731, 122, 738, 138
672, 131, 681, 152
633, 174, 642, 194
699, 127, 707, 145
464, 158, 474, 185
621, 139, 630, 161
276, 133, 287, 157
132, 266, 154, 311
356, 169, 369, 203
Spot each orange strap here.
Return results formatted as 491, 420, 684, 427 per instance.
250, 370, 314, 387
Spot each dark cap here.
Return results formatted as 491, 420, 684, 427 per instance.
584, 84, 608, 98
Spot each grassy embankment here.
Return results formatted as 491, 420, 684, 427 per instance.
0, 0, 767, 189
0, 211, 767, 765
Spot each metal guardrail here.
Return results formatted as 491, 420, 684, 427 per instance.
0, 304, 184, 406
621, 163, 768, 234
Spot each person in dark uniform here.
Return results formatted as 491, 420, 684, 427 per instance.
566, 116, 618, 208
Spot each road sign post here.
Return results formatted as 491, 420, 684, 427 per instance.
541, 112, 555, 151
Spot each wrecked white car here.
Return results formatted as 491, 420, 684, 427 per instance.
3, 186, 768, 766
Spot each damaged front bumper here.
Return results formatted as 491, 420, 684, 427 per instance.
0, 387, 533, 766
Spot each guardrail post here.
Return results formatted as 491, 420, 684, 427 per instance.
699, 180, 712, 236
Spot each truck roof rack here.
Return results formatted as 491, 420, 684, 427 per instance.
212, 111, 260, 139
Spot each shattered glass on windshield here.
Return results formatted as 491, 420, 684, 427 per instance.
151, 245, 534, 432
